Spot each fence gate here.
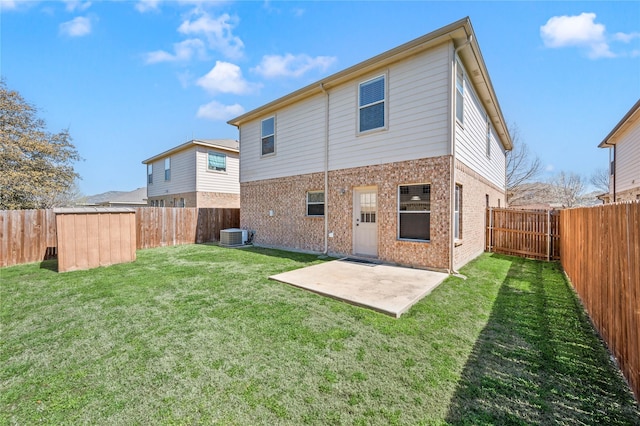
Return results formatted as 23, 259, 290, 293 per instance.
486, 208, 560, 261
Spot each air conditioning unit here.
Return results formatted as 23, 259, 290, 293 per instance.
220, 228, 248, 247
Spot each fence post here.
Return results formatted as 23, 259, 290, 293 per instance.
546, 209, 551, 262
488, 207, 493, 253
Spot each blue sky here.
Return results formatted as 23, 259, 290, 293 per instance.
2, 0, 639, 196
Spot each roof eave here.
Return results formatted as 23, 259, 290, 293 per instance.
142, 139, 239, 164
598, 98, 640, 148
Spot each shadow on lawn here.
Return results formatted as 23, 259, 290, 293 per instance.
445, 255, 640, 425
218, 244, 335, 264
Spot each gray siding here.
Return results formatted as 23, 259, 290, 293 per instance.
615, 121, 640, 194
455, 60, 506, 190
146, 148, 196, 197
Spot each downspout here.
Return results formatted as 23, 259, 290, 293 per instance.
320, 83, 329, 254
612, 145, 616, 202
449, 34, 472, 274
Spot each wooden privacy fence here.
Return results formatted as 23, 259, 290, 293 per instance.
560, 202, 639, 401
0, 207, 240, 268
486, 208, 560, 261
136, 207, 239, 249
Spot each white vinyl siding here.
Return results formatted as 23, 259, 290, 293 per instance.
239, 96, 326, 183
455, 59, 506, 190
146, 148, 196, 197
196, 148, 240, 194
614, 123, 640, 193
238, 44, 451, 183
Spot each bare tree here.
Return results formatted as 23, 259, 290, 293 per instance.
590, 167, 610, 194
549, 171, 585, 208
506, 124, 543, 205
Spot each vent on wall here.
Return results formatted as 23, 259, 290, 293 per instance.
220, 228, 248, 247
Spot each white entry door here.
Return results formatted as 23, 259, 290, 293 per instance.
353, 187, 378, 257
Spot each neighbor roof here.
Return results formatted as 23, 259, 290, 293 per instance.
228, 17, 512, 151
598, 99, 640, 148
142, 139, 239, 164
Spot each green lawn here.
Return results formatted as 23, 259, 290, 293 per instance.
1, 245, 638, 425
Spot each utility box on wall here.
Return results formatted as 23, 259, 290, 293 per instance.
54, 208, 137, 272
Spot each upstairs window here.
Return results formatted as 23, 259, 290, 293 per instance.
147, 164, 153, 184
359, 75, 385, 133
306, 191, 325, 216
208, 152, 227, 172
456, 60, 464, 123
164, 158, 171, 181
261, 117, 275, 156
398, 184, 431, 241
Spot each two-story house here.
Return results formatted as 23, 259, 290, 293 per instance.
228, 17, 512, 272
598, 99, 640, 203
142, 139, 240, 208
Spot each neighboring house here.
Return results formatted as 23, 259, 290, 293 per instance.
142, 139, 240, 208
598, 99, 640, 203
78, 187, 148, 208
228, 17, 512, 272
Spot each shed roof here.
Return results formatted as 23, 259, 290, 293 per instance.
228, 17, 512, 151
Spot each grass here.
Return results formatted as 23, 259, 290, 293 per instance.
1, 245, 638, 425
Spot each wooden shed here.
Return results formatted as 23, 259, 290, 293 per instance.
54, 207, 137, 272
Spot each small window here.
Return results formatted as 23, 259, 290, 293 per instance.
307, 191, 325, 216
456, 60, 464, 123
159, 199, 165, 207
147, 164, 153, 184
454, 184, 462, 240
398, 184, 430, 241
208, 152, 226, 172
261, 117, 275, 156
359, 75, 385, 133
164, 158, 171, 181
180, 198, 185, 207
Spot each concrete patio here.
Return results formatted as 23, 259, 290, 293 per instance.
269, 258, 449, 318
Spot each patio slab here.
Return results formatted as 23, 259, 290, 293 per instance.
269, 258, 449, 318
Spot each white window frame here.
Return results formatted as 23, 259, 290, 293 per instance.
164, 158, 171, 181
261, 116, 276, 156
147, 164, 153, 184
398, 184, 431, 242
358, 74, 387, 134
454, 184, 462, 240
455, 60, 464, 124
306, 191, 325, 217
208, 151, 227, 172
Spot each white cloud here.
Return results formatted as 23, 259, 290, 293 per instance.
145, 38, 206, 64
178, 11, 244, 59
540, 12, 639, 59
59, 16, 91, 37
196, 61, 259, 95
545, 164, 555, 172
0, 0, 18, 10
197, 101, 244, 121
252, 53, 336, 78
135, 0, 161, 13
64, 1, 91, 12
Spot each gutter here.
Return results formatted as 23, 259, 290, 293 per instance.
320, 83, 329, 255
449, 34, 472, 274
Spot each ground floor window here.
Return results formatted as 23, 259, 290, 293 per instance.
398, 184, 430, 241
454, 184, 462, 240
306, 191, 325, 216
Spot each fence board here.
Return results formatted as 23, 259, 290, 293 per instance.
561, 202, 640, 401
486, 208, 560, 261
0, 209, 58, 267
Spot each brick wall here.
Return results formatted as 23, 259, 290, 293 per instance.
148, 191, 239, 208
241, 156, 453, 270
453, 160, 506, 270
